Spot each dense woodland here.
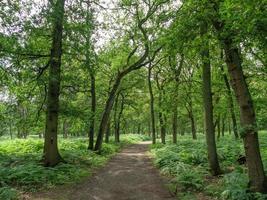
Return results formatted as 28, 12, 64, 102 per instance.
0, 0, 267, 199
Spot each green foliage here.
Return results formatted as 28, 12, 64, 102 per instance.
0, 135, 145, 196
151, 132, 267, 200
0, 187, 18, 200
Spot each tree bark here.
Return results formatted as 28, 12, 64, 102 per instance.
105, 120, 110, 143
223, 39, 267, 192
172, 108, 177, 143
114, 93, 124, 143
169, 54, 183, 143
87, 69, 96, 149
148, 67, 156, 144
201, 22, 221, 175
43, 0, 65, 167
94, 75, 122, 151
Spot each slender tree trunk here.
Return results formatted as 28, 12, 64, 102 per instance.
105, 120, 110, 143
43, 0, 65, 167
220, 65, 238, 139
201, 22, 221, 175
94, 75, 122, 151
88, 72, 96, 149
115, 94, 125, 143
158, 112, 166, 144
188, 98, 197, 140
172, 107, 178, 143
156, 73, 166, 144
148, 67, 156, 144
169, 54, 183, 143
217, 115, 221, 140
222, 39, 267, 192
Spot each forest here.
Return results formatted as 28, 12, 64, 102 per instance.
0, 0, 266, 199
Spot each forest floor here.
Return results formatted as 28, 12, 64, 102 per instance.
27, 142, 176, 200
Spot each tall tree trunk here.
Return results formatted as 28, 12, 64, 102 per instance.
169, 54, 183, 143
220, 65, 238, 139
212, 1, 267, 190
221, 116, 225, 137
94, 75, 122, 151
172, 107, 177, 143
187, 97, 197, 140
223, 39, 267, 192
105, 120, 110, 143
148, 67, 156, 144
88, 72, 96, 149
158, 111, 166, 144
217, 115, 221, 140
43, 0, 65, 167
85, 5, 96, 150
156, 77, 166, 145
115, 94, 125, 143
201, 22, 221, 176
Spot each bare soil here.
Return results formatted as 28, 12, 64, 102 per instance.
28, 142, 176, 200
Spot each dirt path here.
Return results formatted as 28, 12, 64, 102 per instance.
30, 142, 176, 200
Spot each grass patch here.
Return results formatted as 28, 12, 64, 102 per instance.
150, 131, 267, 200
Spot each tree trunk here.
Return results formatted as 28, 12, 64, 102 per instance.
85, 5, 96, 150
188, 97, 197, 140
94, 75, 122, 151
43, 0, 65, 167
201, 22, 221, 176
156, 81, 166, 144
148, 67, 156, 144
115, 94, 125, 143
222, 38, 267, 192
88, 71, 96, 149
172, 107, 177, 143
220, 65, 238, 139
105, 120, 110, 143
217, 115, 221, 140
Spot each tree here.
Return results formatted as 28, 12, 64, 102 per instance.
43, 0, 65, 167
201, 22, 221, 176
211, 0, 267, 192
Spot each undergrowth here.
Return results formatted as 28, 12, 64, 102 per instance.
0, 134, 146, 200
151, 131, 267, 200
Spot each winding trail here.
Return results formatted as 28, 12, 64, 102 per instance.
31, 142, 175, 200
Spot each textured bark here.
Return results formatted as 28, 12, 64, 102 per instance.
223, 39, 267, 192
148, 67, 156, 144
201, 22, 221, 176
43, 0, 65, 167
